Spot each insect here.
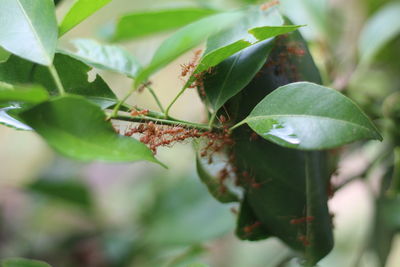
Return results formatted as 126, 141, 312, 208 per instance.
290, 216, 315, 225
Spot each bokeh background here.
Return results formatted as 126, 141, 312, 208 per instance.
1, 0, 399, 266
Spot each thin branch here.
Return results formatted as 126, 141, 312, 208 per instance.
48, 64, 65, 95
145, 85, 165, 113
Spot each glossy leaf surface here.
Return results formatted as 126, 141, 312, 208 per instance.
0, 0, 57, 65
244, 82, 382, 150
1, 258, 51, 267
359, 2, 400, 64
20, 96, 160, 164
195, 155, 238, 203
59, 39, 141, 78
59, 0, 111, 36
135, 11, 243, 86
105, 8, 218, 42
0, 83, 49, 104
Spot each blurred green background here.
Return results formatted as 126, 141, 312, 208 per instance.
1, 0, 399, 266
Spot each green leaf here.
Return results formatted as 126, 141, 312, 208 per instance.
303, 152, 334, 265
0, 0, 58, 65
59, 39, 141, 78
243, 82, 382, 150
134, 11, 244, 87
19, 95, 162, 164
359, 2, 400, 64
195, 155, 239, 203
199, 8, 300, 111
0, 55, 35, 84
28, 178, 92, 210
0, 47, 11, 63
33, 53, 116, 99
216, 30, 334, 263
0, 83, 49, 104
59, 0, 112, 36
104, 7, 218, 42
1, 258, 51, 267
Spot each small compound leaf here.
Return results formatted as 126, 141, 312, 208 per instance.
244, 82, 382, 150
0, 0, 58, 65
135, 11, 244, 87
19, 95, 161, 164
1, 258, 51, 267
104, 7, 218, 42
59, 0, 112, 36
0, 83, 49, 104
59, 39, 142, 78
0, 47, 11, 63
359, 2, 400, 64
195, 155, 239, 203
33, 53, 116, 99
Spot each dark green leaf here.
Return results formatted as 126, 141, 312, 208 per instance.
0, 55, 35, 84
59, 39, 141, 78
203, 39, 274, 111
1, 258, 51, 267
200, 7, 300, 111
0, 0, 58, 65
214, 30, 334, 263
59, 0, 111, 36
244, 82, 382, 150
104, 8, 218, 42
0, 47, 10, 63
0, 83, 49, 104
20, 95, 162, 164
28, 178, 92, 210
135, 11, 244, 87
359, 2, 400, 64
195, 155, 239, 203
33, 53, 116, 99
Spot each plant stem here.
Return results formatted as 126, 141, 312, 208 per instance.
229, 120, 247, 132
208, 111, 217, 128
48, 64, 65, 95
145, 85, 165, 113
304, 152, 314, 266
113, 114, 212, 131
164, 84, 188, 118
108, 86, 136, 119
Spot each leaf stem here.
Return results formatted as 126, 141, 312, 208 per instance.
48, 64, 65, 95
113, 114, 212, 131
145, 85, 165, 113
229, 120, 247, 132
164, 84, 188, 118
208, 111, 217, 128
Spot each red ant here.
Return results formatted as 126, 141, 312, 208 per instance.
290, 216, 315, 225
130, 109, 149, 117
298, 235, 310, 246
243, 221, 262, 234
180, 49, 203, 78
260, 0, 280, 11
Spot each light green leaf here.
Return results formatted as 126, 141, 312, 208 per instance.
0, 47, 11, 63
20, 95, 162, 164
0, 0, 58, 65
59, 0, 112, 36
1, 258, 51, 267
59, 39, 141, 78
243, 82, 382, 150
104, 7, 218, 42
359, 2, 400, 64
134, 11, 244, 87
0, 83, 49, 104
